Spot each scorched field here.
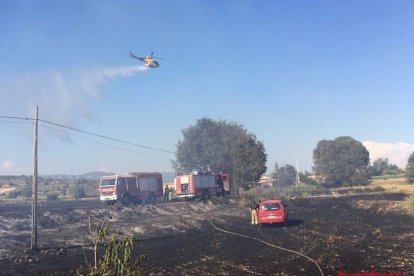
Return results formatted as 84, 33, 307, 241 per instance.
0, 193, 413, 275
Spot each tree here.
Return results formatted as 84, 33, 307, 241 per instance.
369, 158, 402, 176
383, 164, 401, 175
313, 136, 370, 187
272, 162, 296, 186
21, 184, 32, 198
406, 152, 414, 184
299, 171, 318, 186
172, 118, 267, 195
272, 162, 280, 184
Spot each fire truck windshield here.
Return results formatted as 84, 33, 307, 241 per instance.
100, 178, 116, 187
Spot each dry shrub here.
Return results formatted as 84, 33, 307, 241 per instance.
237, 187, 280, 207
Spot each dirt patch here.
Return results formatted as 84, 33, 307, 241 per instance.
0, 193, 413, 275
0, 187, 16, 194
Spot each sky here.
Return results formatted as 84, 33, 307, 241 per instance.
1, 1, 414, 175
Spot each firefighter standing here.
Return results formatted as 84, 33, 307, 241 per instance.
164, 185, 170, 203
251, 201, 259, 226
168, 187, 173, 201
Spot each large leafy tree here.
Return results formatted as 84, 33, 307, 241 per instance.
406, 152, 414, 184
313, 136, 370, 187
172, 118, 267, 194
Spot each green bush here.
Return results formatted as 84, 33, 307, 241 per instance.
7, 185, 34, 199
406, 152, 414, 183
78, 221, 147, 276
238, 187, 281, 207
46, 193, 59, 201
21, 185, 32, 198
7, 190, 21, 199
71, 185, 86, 199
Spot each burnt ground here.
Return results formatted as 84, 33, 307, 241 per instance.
0, 193, 413, 276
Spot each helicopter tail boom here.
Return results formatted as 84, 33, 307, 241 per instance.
129, 50, 142, 60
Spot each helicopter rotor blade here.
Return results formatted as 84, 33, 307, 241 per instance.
152, 56, 165, 60
150, 51, 165, 60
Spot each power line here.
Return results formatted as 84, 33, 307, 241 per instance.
0, 120, 33, 125
0, 115, 34, 121
39, 119, 175, 154
40, 123, 172, 160
0, 114, 176, 155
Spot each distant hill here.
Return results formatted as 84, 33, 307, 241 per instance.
41, 171, 115, 180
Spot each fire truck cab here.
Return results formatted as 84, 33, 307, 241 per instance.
99, 172, 163, 205
174, 172, 230, 200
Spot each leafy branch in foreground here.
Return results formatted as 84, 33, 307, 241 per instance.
77, 214, 147, 276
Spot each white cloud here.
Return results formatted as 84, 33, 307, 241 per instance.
363, 141, 414, 168
2, 160, 16, 172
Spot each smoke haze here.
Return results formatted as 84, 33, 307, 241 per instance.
1, 64, 148, 141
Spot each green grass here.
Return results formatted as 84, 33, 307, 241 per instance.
404, 195, 414, 212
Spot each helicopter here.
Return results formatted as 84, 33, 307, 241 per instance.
129, 50, 163, 68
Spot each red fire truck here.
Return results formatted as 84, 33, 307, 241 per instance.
174, 172, 230, 200
99, 172, 163, 205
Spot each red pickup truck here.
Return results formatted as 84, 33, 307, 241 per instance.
257, 199, 288, 225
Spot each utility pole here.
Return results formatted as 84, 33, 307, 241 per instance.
296, 160, 301, 186
31, 106, 38, 250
